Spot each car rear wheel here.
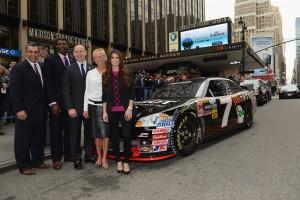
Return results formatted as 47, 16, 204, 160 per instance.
244, 105, 253, 129
171, 112, 201, 156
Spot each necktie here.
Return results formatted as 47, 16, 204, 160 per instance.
80, 63, 86, 77
64, 56, 70, 66
33, 63, 42, 85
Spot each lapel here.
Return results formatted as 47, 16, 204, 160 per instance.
73, 62, 83, 77
54, 53, 66, 68
24, 59, 43, 87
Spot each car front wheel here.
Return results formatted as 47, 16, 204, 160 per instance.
171, 112, 201, 156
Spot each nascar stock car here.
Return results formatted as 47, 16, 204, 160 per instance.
108, 77, 256, 161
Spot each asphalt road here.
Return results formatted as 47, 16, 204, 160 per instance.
1, 98, 300, 200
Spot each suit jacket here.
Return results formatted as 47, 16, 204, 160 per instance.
103, 73, 135, 117
62, 62, 93, 114
44, 53, 75, 110
10, 59, 45, 122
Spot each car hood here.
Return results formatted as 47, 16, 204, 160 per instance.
134, 98, 191, 118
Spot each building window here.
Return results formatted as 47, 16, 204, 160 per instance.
131, 0, 142, 50
91, 0, 109, 41
157, 0, 166, 53
113, 0, 127, 47
145, 0, 155, 54
28, 0, 57, 27
167, 0, 174, 34
0, 0, 19, 17
64, 0, 86, 35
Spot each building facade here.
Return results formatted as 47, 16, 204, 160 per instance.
295, 17, 300, 85
233, 0, 285, 82
0, 0, 205, 65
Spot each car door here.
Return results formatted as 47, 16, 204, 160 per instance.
204, 79, 228, 138
225, 80, 244, 130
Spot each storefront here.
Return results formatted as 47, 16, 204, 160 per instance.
0, 25, 20, 67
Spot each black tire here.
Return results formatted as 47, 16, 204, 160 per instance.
244, 105, 253, 129
171, 112, 201, 156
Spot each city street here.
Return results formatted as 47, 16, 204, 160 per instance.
1, 98, 300, 200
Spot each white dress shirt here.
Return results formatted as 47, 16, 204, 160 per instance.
83, 68, 103, 112
76, 60, 87, 75
26, 58, 43, 87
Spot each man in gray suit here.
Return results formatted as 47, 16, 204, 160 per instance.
62, 45, 94, 170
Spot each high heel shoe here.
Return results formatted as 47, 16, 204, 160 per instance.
117, 162, 123, 173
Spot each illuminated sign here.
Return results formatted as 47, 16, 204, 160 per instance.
180, 23, 229, 51
168, 32, 179, 52
0, 48, 21, 57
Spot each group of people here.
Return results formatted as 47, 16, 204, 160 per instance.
10, 39, 135, 175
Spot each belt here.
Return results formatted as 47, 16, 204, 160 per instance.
88, 99, 102, 104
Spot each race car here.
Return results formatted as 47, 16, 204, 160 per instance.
109, 77, 256, 161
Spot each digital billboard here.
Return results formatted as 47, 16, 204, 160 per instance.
180, 23, 229, 51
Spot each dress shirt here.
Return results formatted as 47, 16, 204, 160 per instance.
83, 68, 103, 112
26, 58, 43, 87
58, 53, 71, 66
76, 61, 87, 75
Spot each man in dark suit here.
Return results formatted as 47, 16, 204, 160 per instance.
153, 74, 164, 93
62, 44, 94, 170
10, 43, 50, 175
44, 39, 74, 169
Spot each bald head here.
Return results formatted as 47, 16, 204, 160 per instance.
73, 45, 87, 63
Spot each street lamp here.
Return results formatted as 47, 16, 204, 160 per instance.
238, 16, 247, 78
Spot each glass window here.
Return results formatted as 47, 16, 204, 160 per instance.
206, 80, 227, 97
113, 0, 127, 46
28, 0, 57, 27
226, 80, 242, 94
91, 0, 109, 41
64, 0, 86, 35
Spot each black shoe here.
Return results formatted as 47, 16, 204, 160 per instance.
74, 160, 83, 170
84, 157, 96, 164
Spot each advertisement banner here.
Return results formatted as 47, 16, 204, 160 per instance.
180, 23, 229, 50
252, 37, 273, 71
169, 32, 179, 52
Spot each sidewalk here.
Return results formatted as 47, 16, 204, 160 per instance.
0, 124, 50, 172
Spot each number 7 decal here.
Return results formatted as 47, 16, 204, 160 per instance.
220, 96, 232, 128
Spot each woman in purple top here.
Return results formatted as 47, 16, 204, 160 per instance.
103, 49, 135, 174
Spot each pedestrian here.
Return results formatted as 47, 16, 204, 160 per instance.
5, 61, 17, 124
83, 48, 109, 169
44, 38, 74, 169
10, 43, 49, 175
0, 64, 9, 127
62, 44, 95, 170
103, 49, 135, 175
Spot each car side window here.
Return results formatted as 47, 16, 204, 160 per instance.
226, 80, 242, 94
206, 80, 227, 97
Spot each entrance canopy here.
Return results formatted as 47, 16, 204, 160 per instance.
125, 42, 264, 73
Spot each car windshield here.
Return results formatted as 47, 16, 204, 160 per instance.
281, 84, 298, 91
152, 79, 204, 98
240, 80, 259, 88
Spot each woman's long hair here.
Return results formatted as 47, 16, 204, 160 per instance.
102, 49, 131, 88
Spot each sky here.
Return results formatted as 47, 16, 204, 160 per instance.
205, 0, 299, 83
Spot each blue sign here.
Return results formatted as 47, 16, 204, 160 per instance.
0, 48, 21, 57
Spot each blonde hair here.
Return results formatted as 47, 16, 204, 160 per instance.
92, 48, 107, 61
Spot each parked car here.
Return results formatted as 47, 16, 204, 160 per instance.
240, 79, 269, 106
108, 78, 256, 161
279, 84, 300, 99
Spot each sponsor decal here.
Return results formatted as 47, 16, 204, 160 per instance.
152, 145, 168, 152
152, 133, 168, 140
236, 105, 245, 124
152, 139, 169, 146
196, 100, 205, 117
208, 97, 216, 105
211, 108, 218, 119
159, 113, 172, 120
152, 127, 170, 134
137, 132, 149, 138
156, 120, 174, 128
140, 145, 152, 153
